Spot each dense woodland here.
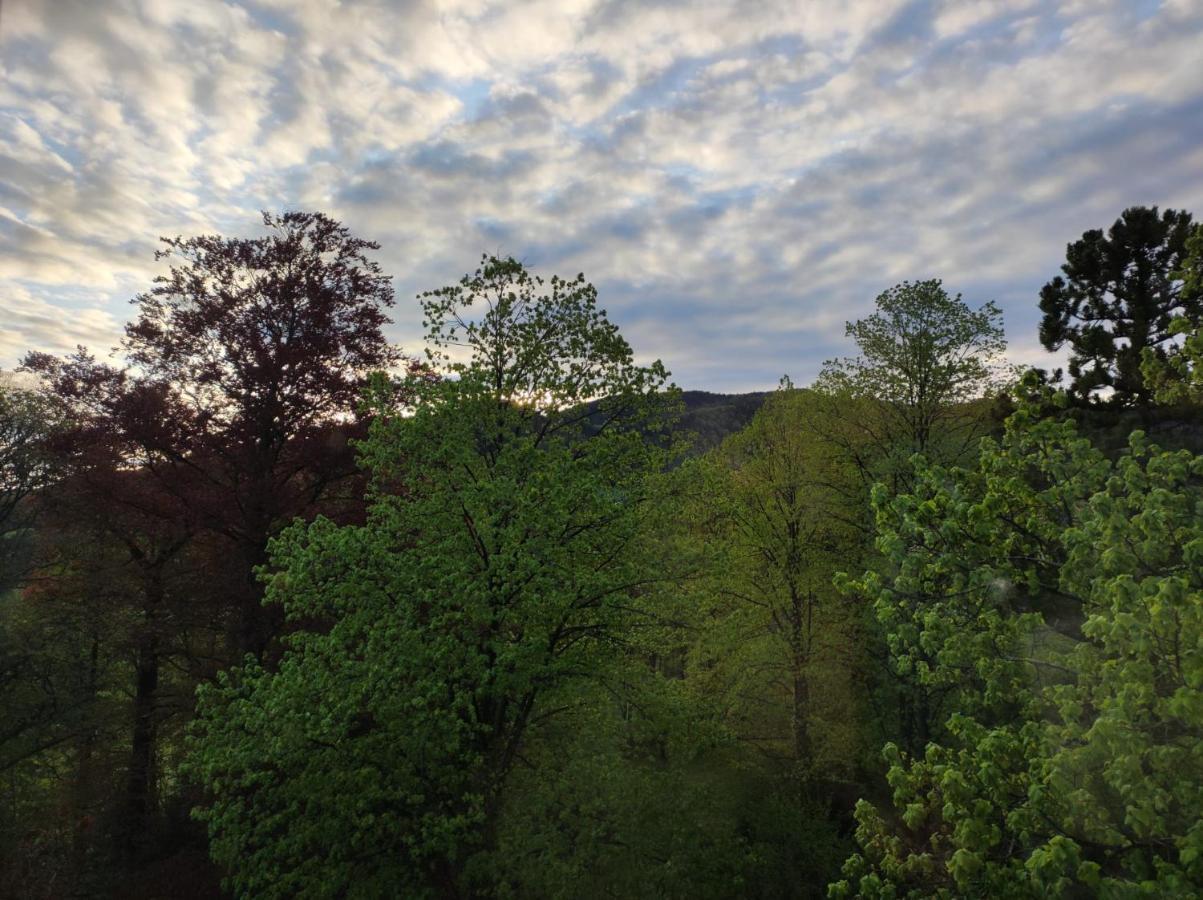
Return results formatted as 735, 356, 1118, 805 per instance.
1, 205, 1202, 898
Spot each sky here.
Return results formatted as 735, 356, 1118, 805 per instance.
2, 0, 1202, 392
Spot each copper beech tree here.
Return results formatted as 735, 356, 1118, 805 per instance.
25, 211, 405, 660
20, 212, 405, 862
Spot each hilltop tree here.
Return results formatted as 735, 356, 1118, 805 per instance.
189, 256, 680, 898
24, 211, 403, 659
815, 279, 1007, 494
1039, 205, 1196, 406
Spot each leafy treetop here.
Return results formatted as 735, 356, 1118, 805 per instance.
188, 256, 679, 898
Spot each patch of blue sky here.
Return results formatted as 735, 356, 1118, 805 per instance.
1125, 0, 1169, 24
1016, 95, 1203, 190
353, 144, 401, 169
867, 0, 937, 49
662, 163, 704, 181
607, 56, 715, 118
885, 1, 1069, 85
757, 66, 842, 106
749, 32, 809, 60
13, 279, 123, 316
473, 216, 512, 244
238, 1, 302, 37
519, 235, 591, 270
699, 184, 758, 210
2, 117, 86, 174
662, 187, 757, 233
410, 75, 493, 121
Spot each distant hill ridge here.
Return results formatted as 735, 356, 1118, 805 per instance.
577, 389, 769, 456
670, 392, 1203, 458
675, 390, 770, 454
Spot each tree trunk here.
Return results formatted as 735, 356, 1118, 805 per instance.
123, 577, 162, 860
789, 587, 813, 768
900, 685, 932, 758
70, 636, 100, 890
237, 528, 282, 662
792, 663, 811, 765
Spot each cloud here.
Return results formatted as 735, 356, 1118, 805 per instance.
0, 283, 124, 364
1, 0, 1201, 390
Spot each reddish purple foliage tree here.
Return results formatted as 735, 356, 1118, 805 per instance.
25, 211, 405, 658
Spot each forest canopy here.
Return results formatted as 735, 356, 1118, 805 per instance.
3, 210, 1203, 899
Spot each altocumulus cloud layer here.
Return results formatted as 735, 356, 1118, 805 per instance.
2, 0, 1203, 389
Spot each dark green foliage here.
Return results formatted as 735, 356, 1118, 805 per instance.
1039, 206, 1197, 406
676, 391, 770, 454
816, 279, 1009, 495
1142, 223, 1203, 406
0, 381, 61, 592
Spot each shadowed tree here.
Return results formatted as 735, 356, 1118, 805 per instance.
24, 211, 404, 660
1039, 205, 1196, 406
1142, 222, 1203, 405
690, 380, 863, 773
49, 464, 195, 860
0, 379, 62, 592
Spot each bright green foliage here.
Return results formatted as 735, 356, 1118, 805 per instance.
845, 393, 1107, 751
1142, 224, 1203, 404
830, 383, 1203, 898
686, 380, 865, 772
641, 381, 868, 894
188, 256, 679, 898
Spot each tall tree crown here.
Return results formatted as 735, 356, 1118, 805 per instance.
189, 256, 679, 897
1038, 205, 1196, 405
831, 279, 1006, 408
815, 279, 1007, 491
418, 254, 667, 414
124, 210, 401, 436
22, 211, 402, 658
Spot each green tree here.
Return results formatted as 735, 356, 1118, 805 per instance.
0, 378, 61, 591
830, 383, 1203, 898
689, 380, 865, 774
1039, 205, 1197, 406
1142, 223, 1203, 404
815, 279, 1008, 496
654, 381, 871, 895
188, 256, 679, 898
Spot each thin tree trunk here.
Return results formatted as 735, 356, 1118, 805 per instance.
789, 587, 813, 768
237, 529, 280, 661
792, 663, 811, 765
123, 577, 162, 860
70, 636, 100, 890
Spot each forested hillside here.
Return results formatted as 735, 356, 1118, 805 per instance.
2, 207, 1203, 899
